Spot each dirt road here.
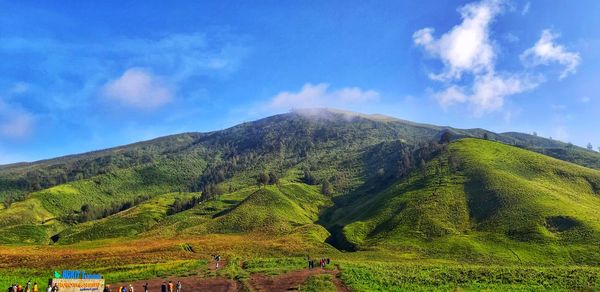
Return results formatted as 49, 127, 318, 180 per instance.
110, 261, 350, 291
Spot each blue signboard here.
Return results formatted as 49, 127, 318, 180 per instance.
54, 270, 103, 279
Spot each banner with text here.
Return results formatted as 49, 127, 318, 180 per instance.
51, 279, 105, 292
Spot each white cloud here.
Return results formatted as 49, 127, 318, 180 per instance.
435, 85, 468, 108
581, 96, 591, 103
102, 68, 173, 110
520, 30, 581, 79
412, 0, 502, 81
521, 2, 530, 15
268, 83, 380, 110
469, 73, 537, 114
0, 100, 34, 139
414, 0, 539, 114
435, 73, 538, 114
0, 32, 248, 113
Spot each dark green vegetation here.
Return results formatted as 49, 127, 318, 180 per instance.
0, 108, 599, 290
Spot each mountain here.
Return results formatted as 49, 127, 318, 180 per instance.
0, 108, 599, 265
2, 109, 597, 203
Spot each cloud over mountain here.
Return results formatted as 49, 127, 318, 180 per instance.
521, 30, 581, 79
268, 83, 380, 110
414, 0, 580, 115
102, 68, 173, 110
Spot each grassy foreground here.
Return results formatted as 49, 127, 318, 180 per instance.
2, 237, 600, 291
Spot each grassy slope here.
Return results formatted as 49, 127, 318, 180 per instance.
44, 182, 331, 246
0, 158, 206, 244
159, 182, 333, 245
332, 138, 600, 265
56, 192, 196, 244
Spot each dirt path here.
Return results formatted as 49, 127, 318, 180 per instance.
109, 276, 238, 292
249, 267, 351, 292
110, 261, 351, 292
208, 260, 228, 272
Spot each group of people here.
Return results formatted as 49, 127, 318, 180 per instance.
103, 284, 136, 292
307, 257, 331, 269
160, 281, 182, 292
103, 281, 182, 292
9, 280, 89, 292
7, 281, 40, 292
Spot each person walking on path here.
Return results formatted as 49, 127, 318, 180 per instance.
143, 283, 148, 292
214, 255, 221, 269
32, 283, 38, 292
176, 281, 181, 292
168, 281, 174, 292
25, 281, 31, 292
128, 284, 134, 292
103, 285, 111, 292
161, 282, 167, 292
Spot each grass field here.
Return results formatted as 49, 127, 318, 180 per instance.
1, 230, 600, 291
1, 138, 600, 290
338, 261, 600, 291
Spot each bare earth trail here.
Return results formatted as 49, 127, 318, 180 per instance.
110, 260, 239, 292
247, 266, 350, 292
110, 276, 239, 292
110, 261, 350, 292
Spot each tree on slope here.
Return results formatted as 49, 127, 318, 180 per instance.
321, 180, 333, 196
257, 172, 269, 187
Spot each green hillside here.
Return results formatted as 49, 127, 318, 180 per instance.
327, 138, 600, 264
0, 158, 206, 244
0, 109, 598, 268
12, 181, 331, 246
147, 182, 332, 244
2, 109, 598, 205
55, 192, 196, 244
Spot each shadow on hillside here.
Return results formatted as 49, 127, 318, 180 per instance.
318, 173, 401, 252
324, 225, 356, 252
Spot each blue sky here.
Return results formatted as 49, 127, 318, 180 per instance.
1, 0, 599, 164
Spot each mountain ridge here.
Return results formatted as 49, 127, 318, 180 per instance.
0, 108, 594, 168
1, 108, 599, 206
